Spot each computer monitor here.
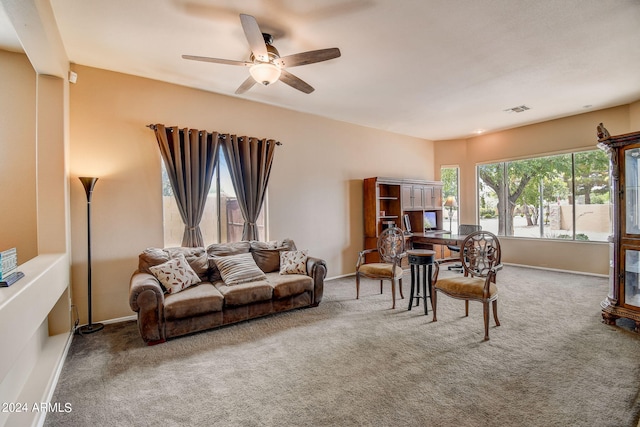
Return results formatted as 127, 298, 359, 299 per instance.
424, 211, 437, 231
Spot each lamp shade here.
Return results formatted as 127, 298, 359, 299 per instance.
250, 63, 281, 86
444, 196, 458, 208
79, 177, 98, 201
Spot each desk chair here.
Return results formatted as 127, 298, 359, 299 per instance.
447, 224, 482, 271
356, 227, 406, 309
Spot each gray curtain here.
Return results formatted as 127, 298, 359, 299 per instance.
153, 124, 219, 247
222, 135, 278, 241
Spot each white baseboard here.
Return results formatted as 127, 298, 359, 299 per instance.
326, 273, 355, 281
102, 315, 137, 324
502, 262, 608, 278
332, 264, 606, 280
75, 314, 137, 330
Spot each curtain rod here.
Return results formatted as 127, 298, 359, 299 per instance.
146, 124, 282, 145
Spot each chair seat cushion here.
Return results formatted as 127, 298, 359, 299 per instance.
164, 283, 224, 320
435, 276, 497, 299
358, 263, 403, 278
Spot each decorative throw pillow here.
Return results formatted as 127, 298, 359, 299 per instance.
250, 238, 297, 273
279, 250, 308, 275
149, 253, 201, 294
213, 252, 267, 285
206, 241, 252, 282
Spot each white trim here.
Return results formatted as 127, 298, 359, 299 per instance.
502, 262, 608, 278
325, 273, 355, 281
76, 314, 137, 329
36, 332, 74, 427
102, 315, 137, 324
334, 265, 606, 280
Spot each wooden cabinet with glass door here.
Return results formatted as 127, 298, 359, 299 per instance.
597, 126, 640, 330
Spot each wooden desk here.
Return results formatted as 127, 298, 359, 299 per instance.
411, 231, 466, 246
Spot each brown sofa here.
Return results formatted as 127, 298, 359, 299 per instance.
129, 239, 326, 345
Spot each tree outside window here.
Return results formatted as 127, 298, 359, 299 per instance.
477, 149, 610, 241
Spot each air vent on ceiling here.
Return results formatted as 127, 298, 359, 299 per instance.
504, 105, 530, 113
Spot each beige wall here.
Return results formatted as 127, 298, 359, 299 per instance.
435, 105, 636, 275
68, 65, 435, 322
0, 50, 37, 262
631, 100, 640, 130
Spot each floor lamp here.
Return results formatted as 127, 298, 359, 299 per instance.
444, 196, 457, 232
79, 177, 104, 334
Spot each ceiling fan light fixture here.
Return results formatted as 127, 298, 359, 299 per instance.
250, 62, 281, 86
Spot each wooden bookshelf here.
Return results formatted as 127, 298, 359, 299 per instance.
363, 177, 443, 261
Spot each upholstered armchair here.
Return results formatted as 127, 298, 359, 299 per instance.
432, 230, 502, 340
356, 227, 406, 309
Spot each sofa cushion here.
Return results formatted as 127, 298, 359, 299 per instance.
206, 241, 251, 281
164, 283, 224, 320
279, 250, 308, 275
250, 238, 297, 273
213, 252, 267, 285
149, 253, 201, 295
265, 272, 314, 299
214, 280, 273, 306
139, 247, 209, 281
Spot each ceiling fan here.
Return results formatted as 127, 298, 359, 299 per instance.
182, 14, 341, 94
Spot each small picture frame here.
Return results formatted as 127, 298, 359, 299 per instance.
403, 214, 411, 233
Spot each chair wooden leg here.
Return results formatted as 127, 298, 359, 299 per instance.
399, 278, 404, 299
391, 280, 396, 309
356, 274, 360, 300
432, 289, 438, 322
492, 299, 500, 326
465, 300, 469, 317
483, 301, 490, 341
380, 280, 383, 294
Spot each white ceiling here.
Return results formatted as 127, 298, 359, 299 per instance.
3, 0, 640, 140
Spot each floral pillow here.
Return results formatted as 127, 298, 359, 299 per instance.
149, 253, 201, 294
279, 250, 308, 275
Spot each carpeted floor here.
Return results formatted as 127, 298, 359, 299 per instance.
45, 266, 640, 426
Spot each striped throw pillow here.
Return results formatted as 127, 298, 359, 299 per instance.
213, 252, 267, 285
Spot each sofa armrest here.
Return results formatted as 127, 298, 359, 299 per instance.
129, 271, 166, 344
306, 256, 327, 306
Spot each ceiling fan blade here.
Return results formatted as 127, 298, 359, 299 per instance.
275, 48, 341, 68
235, 76, 257, 94
239, 14, 268, 62
182, 55, 251, 67
279, 70, 315, 94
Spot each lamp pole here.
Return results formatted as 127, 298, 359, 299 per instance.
78, 177, 104, 334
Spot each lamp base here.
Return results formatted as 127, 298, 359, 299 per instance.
78, 323, 104, 335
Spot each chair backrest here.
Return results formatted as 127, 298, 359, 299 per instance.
460, 230, 501, 278
377, 227, 405, 263
458, 224, 482, 235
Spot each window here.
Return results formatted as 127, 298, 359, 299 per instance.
441, 166, 459, 232
162, 148, 267, 247
477, 149, 610, 241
